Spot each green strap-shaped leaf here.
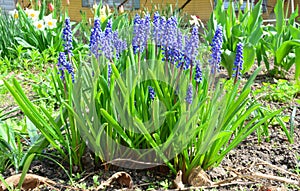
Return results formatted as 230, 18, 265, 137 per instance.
296, 47, 300, 81
100, 108, 133, 147
247, 0, 262, 32
242, 43, 256, 73
276, 39, 300, 64
274, 0, 284, 34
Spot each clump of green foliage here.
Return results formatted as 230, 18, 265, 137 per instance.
253, 79, 300, 103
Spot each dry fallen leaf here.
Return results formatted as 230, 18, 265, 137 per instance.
259, 185, 287, 191
97, 171, 133, 189
173, 170, 184, 189
188, 166, 212, 187
0, 173, 55, 191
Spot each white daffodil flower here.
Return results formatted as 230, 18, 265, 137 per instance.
100, 4, 112, 15
99, 4, 112, 22
8, 9, 19, 19
93, 3, 98, 11
189, 15, 201, 27
26, 9, 39, 21
43, 14, 57, 29
34, 20, 45, 30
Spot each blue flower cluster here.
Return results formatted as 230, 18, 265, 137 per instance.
185, 83, 193, 104
89, 18, 102, 58
194, 61, 202, 83
152, 12, 162, 46
209, 25, 223, 74
163, 17, 185, 65
108, 63, 112, 85
90, 18, 127, 60
101, 19, 114, 60
58, 18, 75, 83
132, 13, 203, 102
113, 31, 127, 59
57, 52, 74, 82
148, 86, 155, 100
132, 13, 202, 78
161, 16, 178, 60
233, 42, 244, 78
183, 26, 199, 70
157, 16, 167, 47
132, 14, 151, 54
62, 18, 73, 54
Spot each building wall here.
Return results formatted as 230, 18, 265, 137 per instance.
61, 0, 213, 21
61, 0, 91, 21
17, 0, 300, 22
140, 0, 213, 19
261, 0, 300, 19
0, 0, 16, 11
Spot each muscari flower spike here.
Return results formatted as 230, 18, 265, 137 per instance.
113, 31, 127, 59
62, 17, 73, 54
57, 52, 74, 83
132, 13, 151, 54
132, 14, 142, 54
148, 86, 155, 100
181, 26, 199, 70
185, 83, 193, 104
143, 13, 151, 49
194, 61, 202, 83
209, 25, 223, 74
92, 19, 127, 61
104, 18, 113, 36
90, 18, 102, 58
89, 19, 127, 83
152, 11, 161, 45
232, 42, 244, 78
157, 16, 167, 47
108, 63, 112, 85
161, 16, 178, 62
183, 26, 199, 70
101, 19, 114, 60
172, 28, 186, 69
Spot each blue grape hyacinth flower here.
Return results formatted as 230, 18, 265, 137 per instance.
158, 16, 167, 47
143, 13, 151, 50
113, 31, 127, 59
108, 63, 112, 85
161, 16, 178, 62
132, 14, 150, 54
57, 52, 74, 83
101, 19, 114, 60
209, 25, 223, 74
233, 42, 244, 78
184, 26, 199, 70
132, 14, 141, 54
185, 83, 193, 104
90, 19, 126, 61
152, 11, 161, 45
62, 17, 73, 54
90, 18, 102, 58
189, 26, 200, 62
194, 61, 202, 83
148, 86, 155, 100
